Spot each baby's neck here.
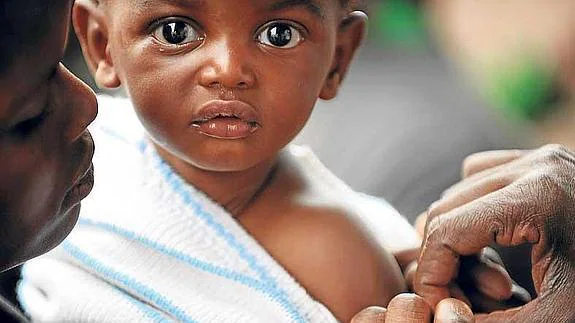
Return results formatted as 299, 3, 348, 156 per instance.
155, 144, 277, 217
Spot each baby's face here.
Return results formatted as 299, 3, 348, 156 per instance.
104, 0, 343, 171
0, 0, 97, 270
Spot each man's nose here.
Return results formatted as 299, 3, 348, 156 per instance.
57, 63, 98, 143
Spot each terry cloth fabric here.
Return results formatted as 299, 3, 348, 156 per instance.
18, 95, 420, 323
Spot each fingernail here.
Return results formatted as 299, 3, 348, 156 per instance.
434, 298, 473, 323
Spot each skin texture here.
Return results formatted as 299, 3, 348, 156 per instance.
0, 0, 98, 272
351, 295, 472, 323
352, 144, 575, 322
416, 144, 575, 322
73, 0, 406, 320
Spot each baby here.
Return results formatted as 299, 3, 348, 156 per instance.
18, 0, 420, 321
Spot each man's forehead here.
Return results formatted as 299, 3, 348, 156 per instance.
0, 0, 68, 124
1, 0, 66, 19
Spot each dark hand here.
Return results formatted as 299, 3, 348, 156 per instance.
415, 144, 575, 322
403, 247, 530, 314
411, 211, 531, 313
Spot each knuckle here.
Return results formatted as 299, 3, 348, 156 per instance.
426, 199, 446, 222
532, 171, 563, 200
461, 154, 477, 176
425, 215, 449, 244
539, 144, 572, 165
427, 202, 440, 220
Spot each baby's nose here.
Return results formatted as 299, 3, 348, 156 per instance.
198, 40, 256, 90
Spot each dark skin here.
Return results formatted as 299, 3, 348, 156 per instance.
74, 0, 408, 320
0, 0, 97, 272
352, 145, 575, 322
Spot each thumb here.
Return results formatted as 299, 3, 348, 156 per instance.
385, 293, 433, 322
350, 306, 386, 323
434, 298, 474, 323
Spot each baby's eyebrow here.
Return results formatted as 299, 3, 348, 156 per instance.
267, 0, 324, 19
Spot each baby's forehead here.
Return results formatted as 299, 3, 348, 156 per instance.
105, 0, 346, 11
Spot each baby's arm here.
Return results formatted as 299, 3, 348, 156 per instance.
270, 208, 407, 322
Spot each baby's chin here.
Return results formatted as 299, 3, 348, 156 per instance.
158, 142, 276, 173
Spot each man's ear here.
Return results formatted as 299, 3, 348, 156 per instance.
73, 0, 120, 89
320, 11, 367, 100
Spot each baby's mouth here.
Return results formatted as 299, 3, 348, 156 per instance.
191, 101, 261, 140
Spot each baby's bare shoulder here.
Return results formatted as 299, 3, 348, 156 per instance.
243, 148, 409, 321
276, 204, 406, 322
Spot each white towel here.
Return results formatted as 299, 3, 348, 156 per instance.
18, 96, 420, 323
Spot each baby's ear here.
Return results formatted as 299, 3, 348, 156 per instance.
73, 0, 120, 89
320, 11, 367, 100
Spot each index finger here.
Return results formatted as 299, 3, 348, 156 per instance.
350, 306, 386, 323
414, 184, 539, 308
462, 149, 527, 178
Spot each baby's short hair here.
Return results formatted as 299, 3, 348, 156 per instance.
0, 0, 58, 74
94, 0, 363, 11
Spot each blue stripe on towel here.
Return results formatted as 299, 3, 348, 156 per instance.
152, 152, 306, 323
17, 276, 172, 323
118, 288, 175, 323
103, 129, 306, 322
78, 218, 271, 292
62, 242, 197, 323
78, 218, 306, 323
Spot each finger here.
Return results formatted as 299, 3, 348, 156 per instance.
350, 306, 386, 323
415, 184, 540, 307
480, 247, 503, 266
461, 149, 526, 178
442, 157, 528, 200
434, 298, 473, 323
431, 171, 520, 224
465, 288, 529, 314
415, 211, 427, 238
477, 250, 531, 302
385, 293, 433, 323
458, 280, 526, 314
447, 283, 471, 308
394, 248, 420, 272
404, 261, 418, 292
509, 282, 531, 304
448, 145, 571, 199
450, 259, 527, 313
464, 253, 513, 300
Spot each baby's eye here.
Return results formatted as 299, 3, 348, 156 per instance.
152, 20, 202, 46
257, 22, 303, 49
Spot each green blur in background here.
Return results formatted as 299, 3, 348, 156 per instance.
371, 0, 427, 50
487, 56, 559, 121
